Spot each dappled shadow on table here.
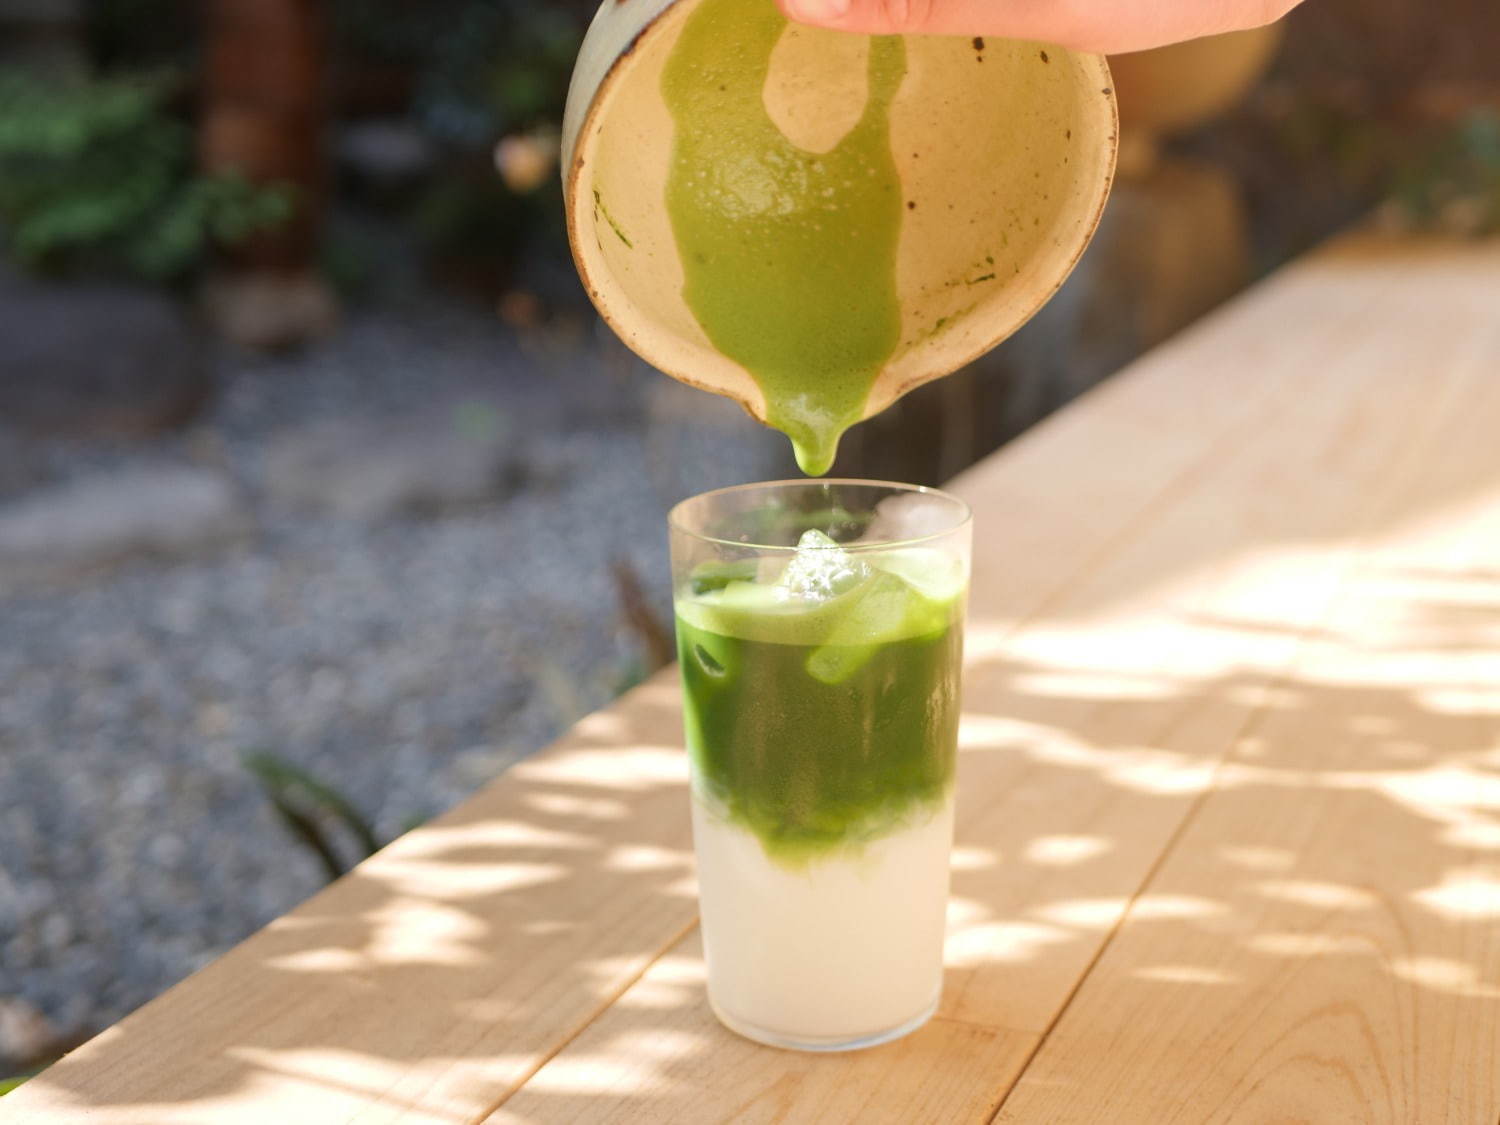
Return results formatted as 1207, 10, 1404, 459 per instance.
16, 241, 1500, 1121
11, 677, 700, 1121
26, 545, 1497, 1121
489, 558, 1500, 1121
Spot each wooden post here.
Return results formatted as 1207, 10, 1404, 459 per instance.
199, 0, 338, 349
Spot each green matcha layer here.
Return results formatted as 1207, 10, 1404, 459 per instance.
661, 0, 907, 476
676, 546, 964, 865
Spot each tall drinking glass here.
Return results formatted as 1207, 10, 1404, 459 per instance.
668, 480, 971, 1051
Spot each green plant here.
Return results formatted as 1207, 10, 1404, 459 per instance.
242, 751, 383, 882
1391, 109, 1500, 235
0, 69, 292, 282
328, 1, 588, 285
412, 0, 584, 145
332, 0, 587, 143
1266, 96, 1500, 237
611, 558, 675, 673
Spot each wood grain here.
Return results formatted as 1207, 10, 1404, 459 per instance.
995, 259, 1500, 1122
476, 239, 1500, 1122
491, 932, 1036, 1125
3, 242, 1351, 1125
2, 678, 700, 1124
8, 236, 1500, 1123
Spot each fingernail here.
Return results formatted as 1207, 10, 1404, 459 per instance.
788, 0, 851, 23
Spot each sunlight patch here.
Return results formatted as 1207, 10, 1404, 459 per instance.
1258, 879, 1378, 910
1413, 871, 1500, 918
1024, 835, 1111, 866
1133, 964, 1235, 985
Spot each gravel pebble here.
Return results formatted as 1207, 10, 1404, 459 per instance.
0, 288, 789, 1045
0, 465, 248, 585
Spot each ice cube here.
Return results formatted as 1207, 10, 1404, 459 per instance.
779, 528, 871, 602
804, 572, 914, 684
861, 494, 958, 544
875, 547, 966, 603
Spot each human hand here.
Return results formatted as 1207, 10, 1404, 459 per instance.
775, 0, 1303, 54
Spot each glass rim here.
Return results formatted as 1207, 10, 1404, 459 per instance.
668, 478, 973, 553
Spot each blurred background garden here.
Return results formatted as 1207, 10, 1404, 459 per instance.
1, 0, 1497, 1078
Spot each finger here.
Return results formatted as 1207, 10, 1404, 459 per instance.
776, 0, 1301, 55
776, 0, 1066, 44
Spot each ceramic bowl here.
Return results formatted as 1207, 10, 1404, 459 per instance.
562, 0, 1117, 431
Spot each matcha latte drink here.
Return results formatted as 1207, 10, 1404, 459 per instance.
669, 481, 970, 1051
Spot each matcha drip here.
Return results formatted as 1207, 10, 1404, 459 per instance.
661, 0, 906, 475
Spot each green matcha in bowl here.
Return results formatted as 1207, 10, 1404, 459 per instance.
562, 0, 1116, 473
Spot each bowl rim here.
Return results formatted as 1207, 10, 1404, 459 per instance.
564, 6, 1120, 422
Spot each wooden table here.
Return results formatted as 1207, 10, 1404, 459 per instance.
9, 234, 1500, 1122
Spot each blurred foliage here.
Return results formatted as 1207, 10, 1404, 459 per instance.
79, 0, 587, 149
7, 1, 589, 291
1271, 100, 1500, 236
243, 751, 384, 882
1188, 81, 1500, 274
0, 1075, 27, 1096
611, 558, 675, 673
1391, 110, 1500, 236
333, 0, 582, 286
0, 70, 291, 282
334, 0, 586, 144
1271, 93, 1500, 205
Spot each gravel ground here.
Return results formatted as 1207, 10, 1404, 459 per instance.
0, 287, 792, 1051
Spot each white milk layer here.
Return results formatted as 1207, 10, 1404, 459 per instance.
692, 796, 955, 1044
